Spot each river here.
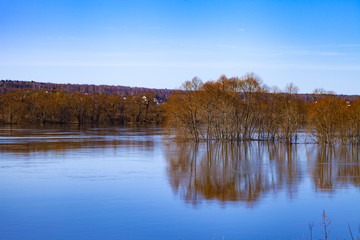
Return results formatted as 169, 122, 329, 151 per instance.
0, 126, 359, 240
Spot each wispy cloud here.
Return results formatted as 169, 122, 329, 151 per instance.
146, 26, 161, 30
237, 28, 245, 32
3, 61, 360, 71
46, 35, 84, 41
103, 26, 116, 31
213, 44, 349, 57
313, 44, 360, 48
280, 44, 360, 49
215, 44, 241, 49
284, 50, 349, 56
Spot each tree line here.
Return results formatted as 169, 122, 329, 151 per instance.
0, 89, 164, 125
0, 79, 174, 99
165, 74, 360, 144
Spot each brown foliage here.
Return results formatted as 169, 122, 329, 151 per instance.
165, 74, 306, 143
308, 98, 349, 144
0, 89, 164, 125
165, 74, 358, 144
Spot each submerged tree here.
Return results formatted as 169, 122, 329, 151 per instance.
165, 74, 358, 144
165, 77, 203, 141
308, 97, 349, 144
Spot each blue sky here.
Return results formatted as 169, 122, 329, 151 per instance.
1, 0, 359, 94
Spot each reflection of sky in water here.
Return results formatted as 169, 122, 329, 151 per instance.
0, 126, 360, 240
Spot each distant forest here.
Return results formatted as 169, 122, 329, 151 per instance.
0, 79, 174, 101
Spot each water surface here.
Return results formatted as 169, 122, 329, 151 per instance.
0, 126, 359, 240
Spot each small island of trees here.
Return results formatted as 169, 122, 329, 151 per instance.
165, 74, 360, 144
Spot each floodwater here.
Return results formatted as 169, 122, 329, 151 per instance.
0, 126, 359, 240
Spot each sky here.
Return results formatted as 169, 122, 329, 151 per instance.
0, 0, 359, 94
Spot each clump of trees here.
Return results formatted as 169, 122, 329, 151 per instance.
308, 92, 360, 144
0, 89, 164, 125
165, 74, 306, 143
165, 74, 360, 144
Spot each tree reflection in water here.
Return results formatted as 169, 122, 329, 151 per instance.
166, 142, 302, 207
0, 127, 156, 154
166, 142, 360, 206
307, 145, 360, 191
